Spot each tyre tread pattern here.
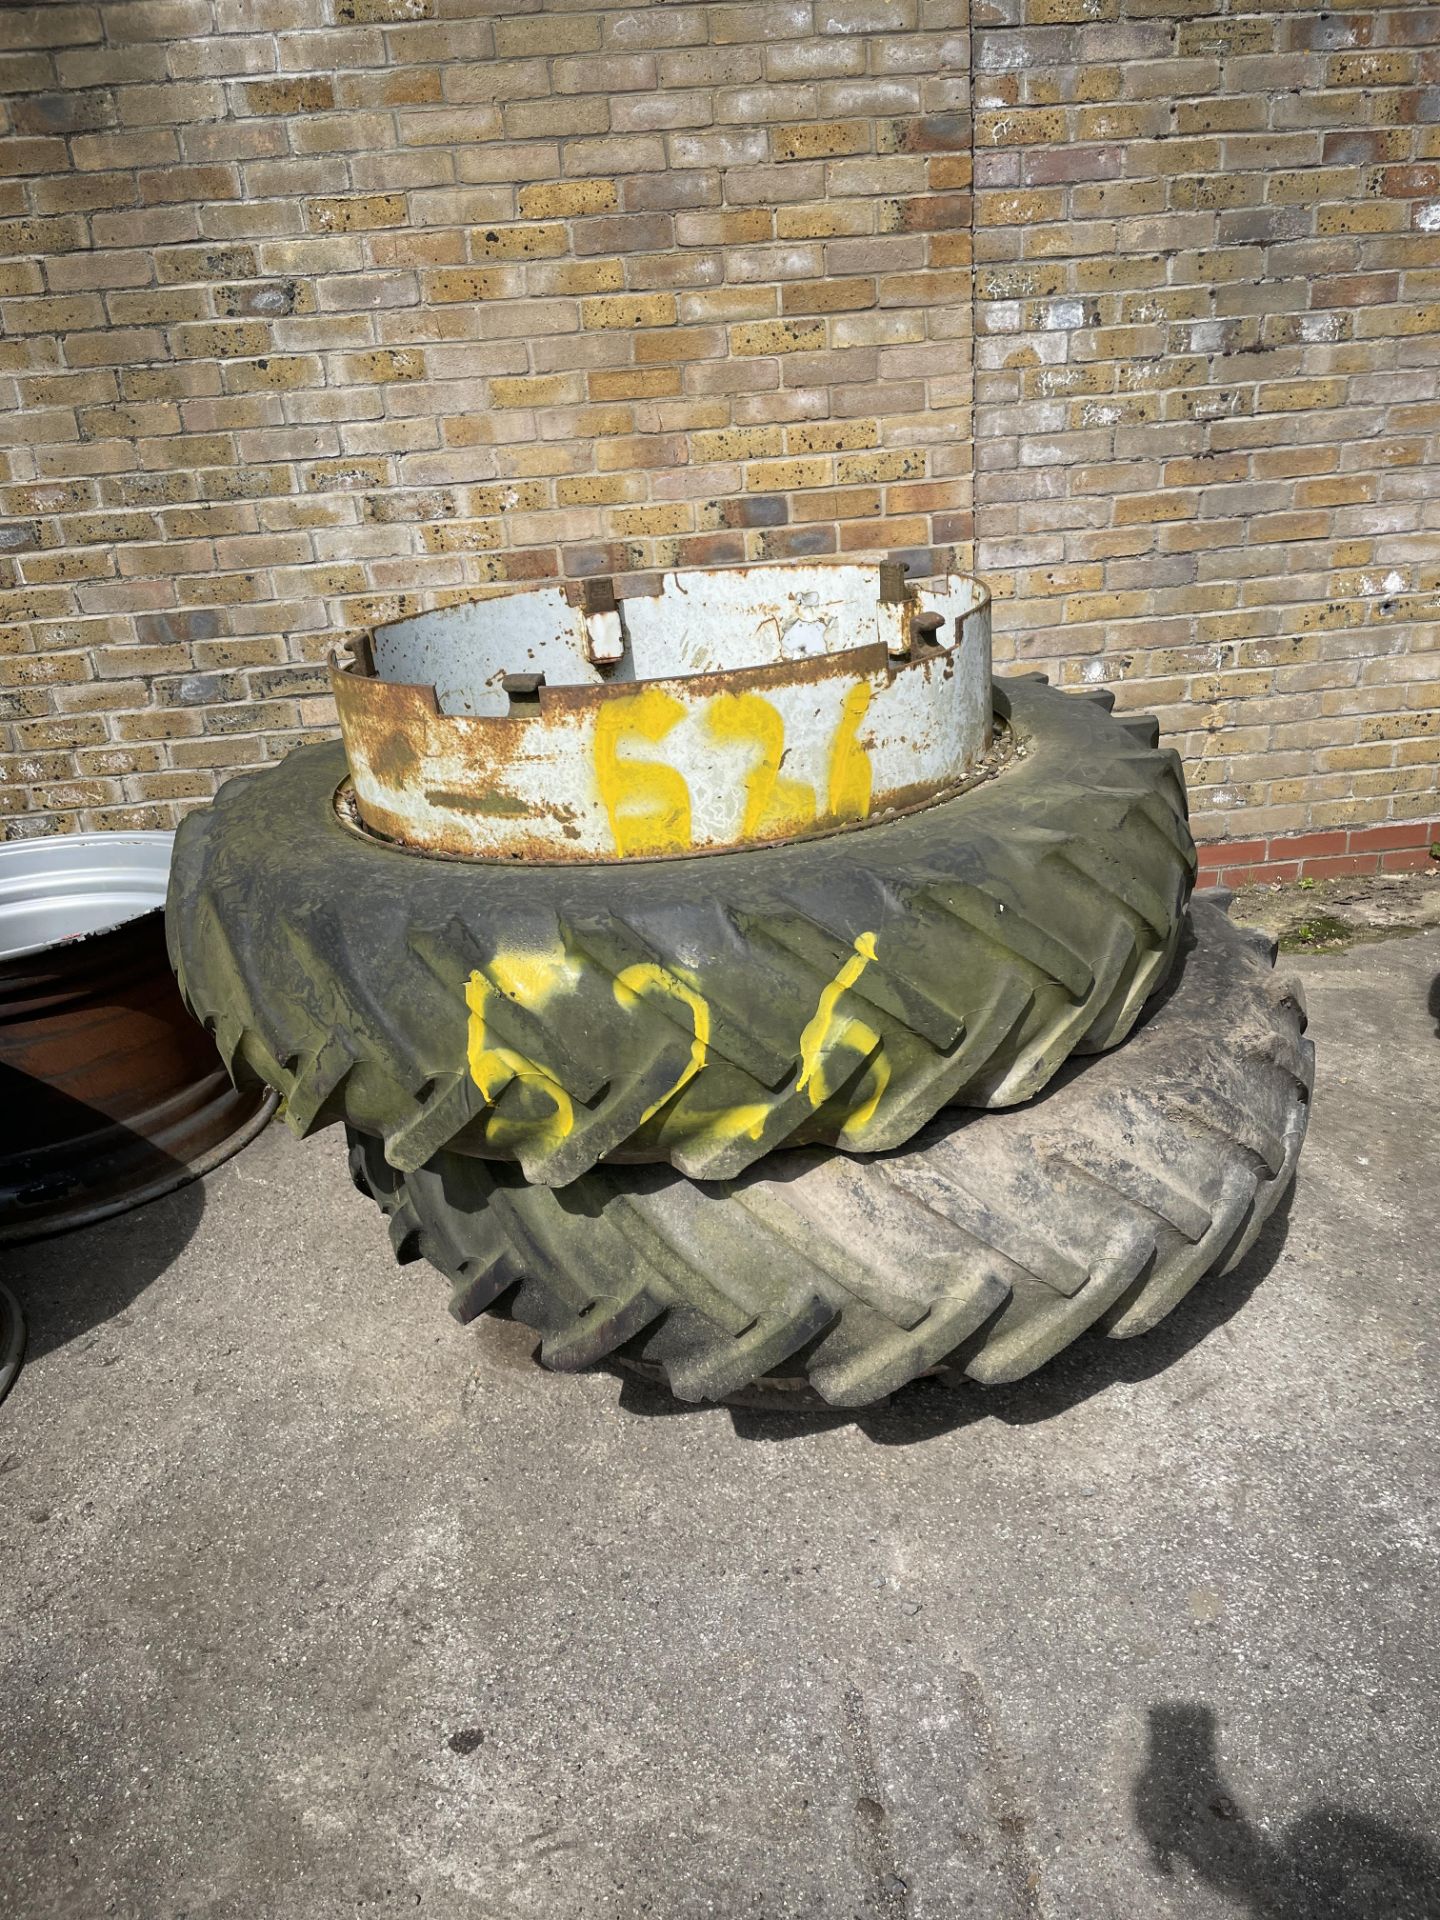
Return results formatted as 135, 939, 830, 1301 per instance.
350, 899, 1313, 1406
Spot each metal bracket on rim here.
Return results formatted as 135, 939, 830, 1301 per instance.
570, 578, 625, 667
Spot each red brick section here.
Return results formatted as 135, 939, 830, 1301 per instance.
1196, 818, 1440, 888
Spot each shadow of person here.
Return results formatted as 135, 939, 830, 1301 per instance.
1133, 1702, 1440, 1919
1427, 971, 1440, 1039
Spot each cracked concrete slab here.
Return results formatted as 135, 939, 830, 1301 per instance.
1, 929, 1437, 1920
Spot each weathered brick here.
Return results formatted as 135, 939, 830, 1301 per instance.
817, 0, 916, 29
773, 121, 871, 161
531, 259, 626, 297
239, 77, 334, 116
712, 4, 813, 44
14, 89, 116, 135
572, 214, 675, 259
421, 268, 520, 304
693, 426, 785, 462
781, 277, 876, 315
580, 365, 681, 404
488, 374, 584, 411
556, 474, 645, 507
306, 194, 406, 233
730, 319, 827, 355
580, 293, 678, 330
470, 223, 568, 260
492, 13, 601, 59
518, 180, 619, 221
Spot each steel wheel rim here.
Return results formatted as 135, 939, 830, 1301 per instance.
0, 1281, 26, 1409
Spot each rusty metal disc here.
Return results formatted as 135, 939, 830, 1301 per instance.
0, 834, 275, 1246
333, 561, 992, 864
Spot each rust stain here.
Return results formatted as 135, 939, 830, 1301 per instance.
329, 565, 992, 863
537, 638, 893, 712
332, 722, 1015, 870
426, 787, 530, 817
372, 728, 421, 786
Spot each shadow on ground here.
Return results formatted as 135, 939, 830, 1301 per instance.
0, 1169, 204, 1364
1133, 1702, 1440, 1919
0, 1062, 211, 1367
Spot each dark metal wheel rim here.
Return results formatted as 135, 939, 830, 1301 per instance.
0, 1280, 25, 1409
0, 1087, 278, 1249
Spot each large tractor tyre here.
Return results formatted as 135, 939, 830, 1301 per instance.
350, 899, 1313, 1408
169, 675, 1194, 1189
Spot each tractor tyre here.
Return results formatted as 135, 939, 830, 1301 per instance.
349, 897, 1312, 1407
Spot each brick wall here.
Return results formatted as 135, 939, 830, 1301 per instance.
0, 0, 1435, 859
974, 0, 1440, 863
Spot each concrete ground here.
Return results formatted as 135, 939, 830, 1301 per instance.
1233, 866, 1440, 955
2, 928, 1438, 1920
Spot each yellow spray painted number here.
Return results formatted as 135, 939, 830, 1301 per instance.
704, 690, 816, 841
462, 932, 890, 1154
797, 931, 889, 1139
827, 681, 874, 823
594, 686, 692, 858
612, 963, 710, 1128
464, 945, 577, 1155
593, 678, 877, 855
673, 929, 891, 1151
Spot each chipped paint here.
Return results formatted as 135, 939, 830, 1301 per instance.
333, 562, 991, 863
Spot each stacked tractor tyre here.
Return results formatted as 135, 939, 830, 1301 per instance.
167, 568, 1312, 1409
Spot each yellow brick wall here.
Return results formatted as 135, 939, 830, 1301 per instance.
973, 0, 1440, 844
0, 0, 1435, 847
